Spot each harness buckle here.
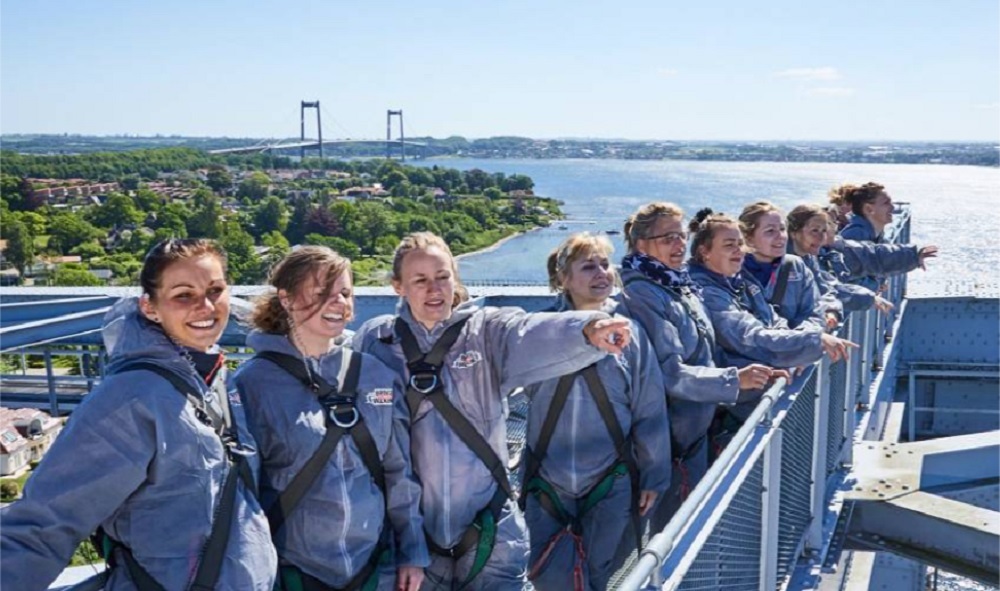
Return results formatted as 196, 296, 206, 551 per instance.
409, 372, 439, 394
328, 405, 360, 428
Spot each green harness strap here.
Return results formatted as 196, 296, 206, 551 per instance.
525, 461, 629, 532
460, 507, 498, 591
278, 547, 389, 591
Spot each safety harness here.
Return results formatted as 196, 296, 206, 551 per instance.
95, 362, 255, 591
767, 258, 794, 314
253, 351, 389, 591
392, 317, 511, 590
519, 365, 641, 589
622, 275, 715, 493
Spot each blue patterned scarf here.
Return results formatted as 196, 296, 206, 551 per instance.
621, 252, 701, 296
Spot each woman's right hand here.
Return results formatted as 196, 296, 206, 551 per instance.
820, 333, 857, 362
737, 364, 774, 390
873, 295, 894, 313
583, 317, 632, 355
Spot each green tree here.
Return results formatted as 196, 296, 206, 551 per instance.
206, 166, 233, 193
3, 218, 34, 274
69, 240, 106, 261
252, 196, 288, 238
52, 264, 103, 287
350, 202, 392, 255
87, 193, 143, 229
220, 220, 259, 284
304, 234, 361, 259
237, 171, 270, 201
48, 214, 101, 254
119, 174, 141, 192
186, 190, 223, 239
155, 202, 190, 237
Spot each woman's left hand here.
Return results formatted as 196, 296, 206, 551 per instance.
583, 317, 632, 355
639, 490, 658, 516
825, 312, 840, 331
396, 566, 424, 591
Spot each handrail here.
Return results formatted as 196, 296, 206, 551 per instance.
619, 377, 788, 589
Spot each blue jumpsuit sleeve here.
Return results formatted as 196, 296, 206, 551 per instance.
383, 373, 431, 568
626, 323, 672, 493
802, 263, 843, 328
834, 279, 877, 312
0, 385, 154, 591
623, 283, 739, 404
839, 223, 869, 241
837, 239, 920, 278
483, 308, 608, 393
700, 286, 825, 369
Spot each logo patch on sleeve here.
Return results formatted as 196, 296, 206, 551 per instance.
451, 350, 483, 369
227, 388, 243, 406
366, 389, 394, 406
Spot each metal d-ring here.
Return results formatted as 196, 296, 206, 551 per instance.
409, 373, 438, 394
329, 405, 360, 428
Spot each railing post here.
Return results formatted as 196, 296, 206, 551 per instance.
760, 429, 782, 590
842, 314, 860, 467
807, 357, 831, 551
43, 348, 59, 417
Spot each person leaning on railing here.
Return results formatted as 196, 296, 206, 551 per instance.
616, 202, 786, 534
686, 210, 854, 454
836, 182, 938, 292
738, 201, 842, 332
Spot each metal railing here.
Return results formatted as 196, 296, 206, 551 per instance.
616, 214, 912, 590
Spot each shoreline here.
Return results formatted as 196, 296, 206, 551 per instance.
455, 225, 546, 261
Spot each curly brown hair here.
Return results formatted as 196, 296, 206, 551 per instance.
251, 246, 352, 334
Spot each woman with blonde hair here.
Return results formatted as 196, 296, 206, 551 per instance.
233, 246, 427, 591
351, 232, 633, 590
521, 232, 670, 590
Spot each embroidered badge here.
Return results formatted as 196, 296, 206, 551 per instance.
227, 388, 243, 406
451, 350, 483, 369
747, 284, 762, 297
787, 270, 802, 282
367, 389, 394, 406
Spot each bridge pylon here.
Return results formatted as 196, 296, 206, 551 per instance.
300, 101, 323, 161
386, 109, 405, 161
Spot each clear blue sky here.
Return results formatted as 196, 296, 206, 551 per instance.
2, 0, 997, 141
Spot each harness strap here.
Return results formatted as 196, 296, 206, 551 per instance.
279, 542, 389, 591
520, 364, 642, 556
394, 317, 508, 589
108, 362, 254, 591
424, 487, 504, 591
253, 351, 383, 536
769, 258, 794, 311
395, 318, 513, 502
623, 275, 712, 363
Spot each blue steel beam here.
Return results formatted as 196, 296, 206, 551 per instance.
0, 308, 111, 352
0, 296, 119, 329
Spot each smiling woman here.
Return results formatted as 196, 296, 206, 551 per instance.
0, 238, 277, 591
237, 245, 428, 591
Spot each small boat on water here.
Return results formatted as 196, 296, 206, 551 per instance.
605, 229, 620, 235
557, 225, 568, 230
